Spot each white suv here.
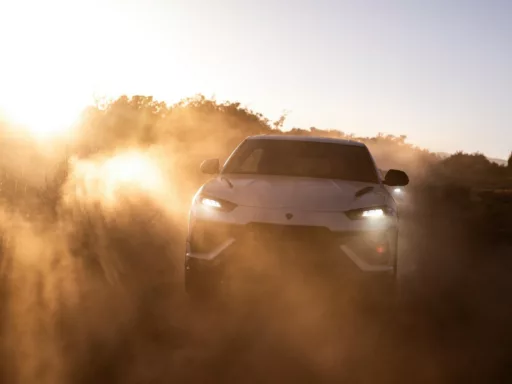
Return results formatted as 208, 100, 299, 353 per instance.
185, 135, 409, 302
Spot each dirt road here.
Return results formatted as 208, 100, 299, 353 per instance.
1, 200, 511, 384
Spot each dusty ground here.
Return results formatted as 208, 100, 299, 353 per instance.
0, 195, 511, 384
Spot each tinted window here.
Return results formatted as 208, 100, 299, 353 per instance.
223, 139, 379, 183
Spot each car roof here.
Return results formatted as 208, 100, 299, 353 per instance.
246, 134, 366, 147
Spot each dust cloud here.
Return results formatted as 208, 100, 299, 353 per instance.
0, 142, 186, 384
0, 103, 509, 384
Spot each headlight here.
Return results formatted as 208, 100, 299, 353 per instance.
345, 206, 394, 220
362, 208, 385, 218
201, 198, 222, 208
393, 188, 402, 194
196, 195, 238, 212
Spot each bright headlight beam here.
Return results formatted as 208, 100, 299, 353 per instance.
201, 198, 222, 209
393, 188, 402, 194
362, 208, 385, 218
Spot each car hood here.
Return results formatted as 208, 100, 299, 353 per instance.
200, 174, 387, 212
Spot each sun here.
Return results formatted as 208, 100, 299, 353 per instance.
0, 99, 83, 140
0, 61, 91, 141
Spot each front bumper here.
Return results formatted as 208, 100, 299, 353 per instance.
185, 220, 398, 276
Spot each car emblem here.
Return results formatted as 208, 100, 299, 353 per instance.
285, 213, 293, 220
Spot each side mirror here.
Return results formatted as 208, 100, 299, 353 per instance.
200, 158, 220, 174
384, 169, 409, 187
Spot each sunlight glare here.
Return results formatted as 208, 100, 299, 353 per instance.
70, 151, 168, 206
0, 100, 82, 140
102, 152, 165, 194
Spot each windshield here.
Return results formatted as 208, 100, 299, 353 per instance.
222, 139, 380, 183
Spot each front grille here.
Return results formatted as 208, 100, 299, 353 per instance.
189, 220, 346, 253
245, 223, 334, 243
188, 221, 396, 282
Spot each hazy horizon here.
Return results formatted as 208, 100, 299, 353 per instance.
0, 0, 511, 159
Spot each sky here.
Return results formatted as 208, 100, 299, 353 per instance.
0, 0, 511, 159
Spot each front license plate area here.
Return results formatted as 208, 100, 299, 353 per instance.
247, 223, 331, 243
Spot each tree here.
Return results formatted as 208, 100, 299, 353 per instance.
508, 151, 512, 169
